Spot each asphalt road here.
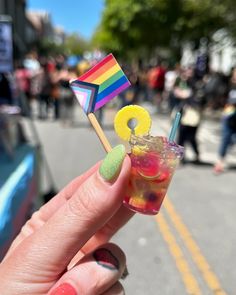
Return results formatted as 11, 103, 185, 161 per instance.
26, 103, 236, 295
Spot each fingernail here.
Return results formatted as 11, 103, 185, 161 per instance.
50, 283, 77, 295
99, 144, 126, 182
93, 248, 120, 271
121, 265, 129, 279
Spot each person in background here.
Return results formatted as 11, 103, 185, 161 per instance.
58, 66, 77, 126
229, 67, 236, 90
23, 51, 40, 73
118, 66, 136, 109
147, 61, 166, 111
50, 64, 63, 120
214, 90, 236, 174
0, 73, 12, 105
204, 70, 228, 109
15, 63, 31, 101
164, 63, 180, 112
171, 67, 191, 110
175, 67, 202, 163
38, 63, 53, 120
138, 66, 149, 102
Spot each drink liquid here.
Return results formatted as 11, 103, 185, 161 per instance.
123, 135, 184, 215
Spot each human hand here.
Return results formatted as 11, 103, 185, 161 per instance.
0, 145, 133, 295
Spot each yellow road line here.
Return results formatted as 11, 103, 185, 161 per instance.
164, 197, 228, 295
156, 212, 202, 295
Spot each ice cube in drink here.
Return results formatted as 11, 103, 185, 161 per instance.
123, 135, 184, 215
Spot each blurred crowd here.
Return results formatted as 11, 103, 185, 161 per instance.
0, 52, 234, 119
0, 51, 236, 173
15, 52, 78, 125
123, 60, 236, 173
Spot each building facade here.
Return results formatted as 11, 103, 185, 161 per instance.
0, 0, 28, 59
0, 0, 66, 62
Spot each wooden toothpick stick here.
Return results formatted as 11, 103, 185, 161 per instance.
88, 113, 112, 153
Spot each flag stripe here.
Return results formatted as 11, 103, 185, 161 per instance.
95, 82, 130, 111
97, 75, 129, 102
79, 54, 114, 81
81, 58, 117, 83
93, 63, 120, 85
98, 70, 124, 93
70, 54, 130, 113
84, 91, 91, 112
75, 91, 87, 108
76, 91, 91, 108
71, 81, 99, 114
72, 87, 92, 108
87, 88, 97, 114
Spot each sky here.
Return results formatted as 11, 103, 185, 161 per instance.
27, 0, 104, 39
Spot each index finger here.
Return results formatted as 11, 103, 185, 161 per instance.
5, 162, 100, 259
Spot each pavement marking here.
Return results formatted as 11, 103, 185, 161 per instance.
164, 197, 228, 295
156, 212, 202, 295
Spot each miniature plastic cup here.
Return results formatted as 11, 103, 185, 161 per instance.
123, 135, 184, 215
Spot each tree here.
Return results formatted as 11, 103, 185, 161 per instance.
173, 0, 227, 47
37, 38, 65, 56
93, 0, 182, 58
37, 34, 90, 57
64, 33, 90, 56
223, 0, 236, 39
93, 0, 228, 59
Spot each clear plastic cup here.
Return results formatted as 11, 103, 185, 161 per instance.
123, 135, 184, 215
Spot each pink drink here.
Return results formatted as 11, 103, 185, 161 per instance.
123, 135, 184, 215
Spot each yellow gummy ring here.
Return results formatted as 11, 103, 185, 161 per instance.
114, 105, 152, 141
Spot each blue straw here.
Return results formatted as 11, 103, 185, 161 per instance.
169, 112, 181, 142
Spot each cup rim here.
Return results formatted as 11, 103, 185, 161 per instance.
130, 134, 184, 159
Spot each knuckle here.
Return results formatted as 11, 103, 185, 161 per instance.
20, 211, 44, 237
20, 221, 33, 237
67, 184, 101, 220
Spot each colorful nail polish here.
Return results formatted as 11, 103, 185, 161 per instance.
50, 283, 77, 295
99, 144, 126, 182
93, 248, 120, 270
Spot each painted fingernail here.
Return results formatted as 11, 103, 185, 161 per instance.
121, 265, 129, 280
99, 144, 126, 182
50, 283, 77, 295
93, 248, 120, 270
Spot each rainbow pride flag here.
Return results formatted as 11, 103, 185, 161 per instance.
70, 54, 130, 114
